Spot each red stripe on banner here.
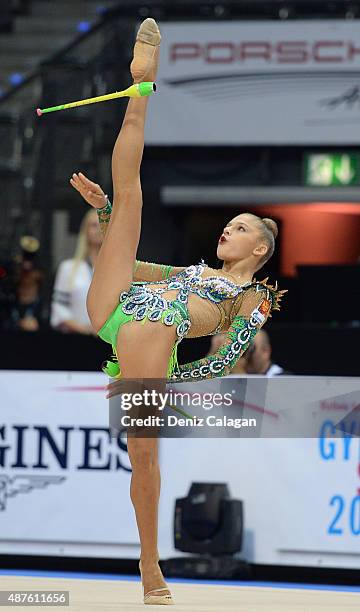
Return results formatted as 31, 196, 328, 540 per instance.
233, 400, 279, 419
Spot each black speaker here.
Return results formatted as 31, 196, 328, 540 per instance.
174, 482, 243, 555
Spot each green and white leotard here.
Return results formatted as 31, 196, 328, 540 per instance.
96, 200, 287, 382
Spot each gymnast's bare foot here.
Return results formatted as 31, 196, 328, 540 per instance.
130, 18, 161, 84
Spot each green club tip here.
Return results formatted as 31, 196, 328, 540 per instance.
138, 82, 157, 97
102, 360, 120, 378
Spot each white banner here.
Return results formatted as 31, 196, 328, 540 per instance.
1, 372, 359, 568
146, 20, 360, 144
0, 371, 138, 558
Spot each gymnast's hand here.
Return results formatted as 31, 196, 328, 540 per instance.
70, 172, 107, 209
105, 379, 124, 400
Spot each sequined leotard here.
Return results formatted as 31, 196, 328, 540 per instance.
96, 200, 287, 382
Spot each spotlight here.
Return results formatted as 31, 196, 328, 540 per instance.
214, 5, 225, 17
279, 6, 290, 19
9, 73, 24, 86
164, 482, 251, 579
345, 10, 354, 18
77, 21, 91, 33
24, 177, 34, 190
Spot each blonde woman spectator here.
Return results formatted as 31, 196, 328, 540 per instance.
51, 207, 102, 334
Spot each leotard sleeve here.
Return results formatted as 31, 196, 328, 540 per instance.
169, 280, 287, 382
133, 260, 186, 282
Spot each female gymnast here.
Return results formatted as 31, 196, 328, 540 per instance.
70, 18, 286, 605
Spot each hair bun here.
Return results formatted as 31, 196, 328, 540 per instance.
262, 218, 278, 239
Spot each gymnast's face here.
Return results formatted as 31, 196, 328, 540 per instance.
216, 213, 267, 262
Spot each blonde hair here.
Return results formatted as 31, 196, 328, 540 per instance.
246, 214, 278, 271
68, 209, 97, 289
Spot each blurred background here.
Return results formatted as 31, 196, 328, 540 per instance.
0, 0, 360, 593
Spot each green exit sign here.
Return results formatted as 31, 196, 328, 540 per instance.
304, 153, 360, 186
